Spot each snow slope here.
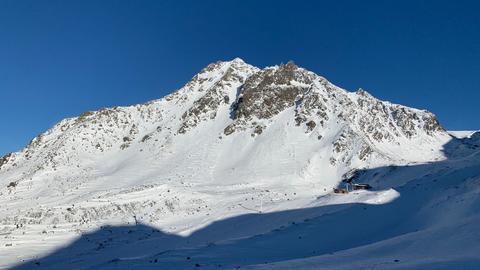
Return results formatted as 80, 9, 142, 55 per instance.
448, 130, 478, 139
0, 59, 478, 269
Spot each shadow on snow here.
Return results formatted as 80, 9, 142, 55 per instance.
9, 134, 480, 270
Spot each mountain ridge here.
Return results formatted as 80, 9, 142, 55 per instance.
0, 58, 448, 173
1, 59, 474, 270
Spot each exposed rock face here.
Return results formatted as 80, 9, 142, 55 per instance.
234, 61, 314, 120
213, 60, 444, 161
351, 89, 444, 142
224, 61, 331, 135
0, 153, 11, 170
305, 120, 316, 132
178, 60, 256, 134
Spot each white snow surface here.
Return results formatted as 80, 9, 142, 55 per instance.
0, 59, 479, 269
448, 130, 478, 139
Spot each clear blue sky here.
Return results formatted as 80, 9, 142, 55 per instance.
1, 0, 479, 155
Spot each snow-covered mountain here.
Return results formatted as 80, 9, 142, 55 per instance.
1, 59, 479, 270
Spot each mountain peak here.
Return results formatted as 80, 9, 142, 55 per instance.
0, 59, 449, 177
230, 57, 246, 64
0, 59, 462, 269
283, 60, 298, 69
